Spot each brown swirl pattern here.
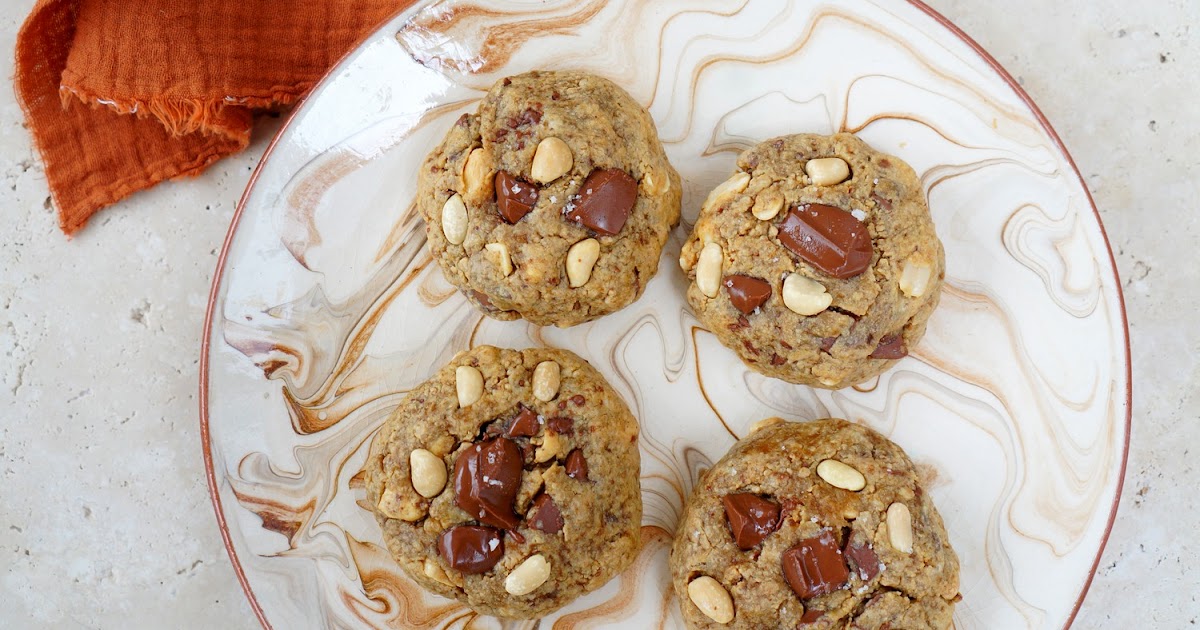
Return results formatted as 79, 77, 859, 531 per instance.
203, 0, 1129, 628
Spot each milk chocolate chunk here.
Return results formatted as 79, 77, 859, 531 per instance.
546, 416, 574, 435
778, 204, 873, 279
723, 275, 772, 314
505, 405, 540, 438
722, 493, 781, 549
565, 449, 589, 481
453, 437, 523, 529
495, 171, 538, 223
565, 168, 637, 235
843, 534, 881, 581
782, 530, 850, 599
869, 334, 907, 359
438, 524, 504, 574
528, 493, 564, 534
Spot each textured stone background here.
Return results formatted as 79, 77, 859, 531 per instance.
1, 0, 1194, 627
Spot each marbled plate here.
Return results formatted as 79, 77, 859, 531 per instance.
200, 1, 1131, 627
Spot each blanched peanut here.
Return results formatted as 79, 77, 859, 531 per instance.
441, 194, 468, 245
485, 242, 514, 276
532, 361, 561, 402
702, 172, 751, 212
462, 148, 492, 199
887, 502, 914, 553
642, 170, 670, 195
566, 238, 600, 288
816, 459, 866, 491
687, 576, 734, 624
530, 137, 573, 184
377, 487, 423, 522
805, 157, 850, 186
782, 273, 832, 316
751, 190, 784, 221
409, 449, 446, 498
695, 242, 723, 298
535, 431, 564, 463
505, 554, 551, 595
455, 366, 483, 407
899, 260, 933, 298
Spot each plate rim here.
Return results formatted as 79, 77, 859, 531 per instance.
198, 1, 1133, 627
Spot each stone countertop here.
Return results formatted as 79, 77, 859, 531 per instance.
0, 1, 1192, 627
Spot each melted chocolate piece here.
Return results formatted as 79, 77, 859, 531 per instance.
722, 493, 781, 550
869, 334, 907, 359
843, 534, 881, 581
546, 417, 574, 435
437, 525, 504, 574
495, 171, 538, 223
505, 405, 540, 438
781, 530, 850, 599
819, 337, 838, 353
799, 609, 824, 624
527, 494, 564, 534
565, 449, 589, 481
777, 204, 873, 279
564, 168, 637, 235
452, 437, 523, 529
723, 275, 772, 314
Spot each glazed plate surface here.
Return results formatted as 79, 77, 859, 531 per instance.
201, 1, 1131, 627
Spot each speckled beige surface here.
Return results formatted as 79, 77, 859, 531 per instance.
0, 0, 1193, 627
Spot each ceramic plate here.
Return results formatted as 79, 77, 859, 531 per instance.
200, 1, 1131, 627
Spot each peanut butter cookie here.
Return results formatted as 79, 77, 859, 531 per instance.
679, 133, 944, 388
364, 345, 642, 618
670, 418, 960, 629
419, 70, 682, 327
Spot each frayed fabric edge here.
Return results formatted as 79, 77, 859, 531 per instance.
56, 84, 307, 141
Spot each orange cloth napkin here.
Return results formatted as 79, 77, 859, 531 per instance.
15, 0, 411, 236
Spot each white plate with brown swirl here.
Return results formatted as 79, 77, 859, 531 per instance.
200, 0, 1131, 628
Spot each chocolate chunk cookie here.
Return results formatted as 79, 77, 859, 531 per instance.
679, 133, 945, 388
419, 70, 682, 327
670, 418, 960, 629
364, 345, 642, 619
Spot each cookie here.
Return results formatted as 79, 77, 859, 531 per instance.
670, 418, 960, 629
678, 133, 945, 388
419, 70, 682, 327
364, 345, 642, 619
